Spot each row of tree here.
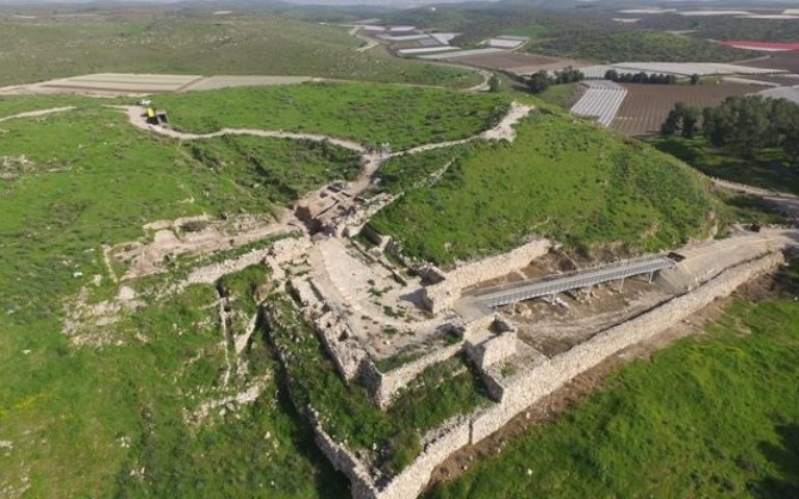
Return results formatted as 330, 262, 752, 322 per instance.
526, 66, 585, 94
661, 96, 799, 161
604, 70, 679, 85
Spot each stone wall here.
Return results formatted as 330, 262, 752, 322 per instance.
422, 239, 551, 313
360, 341, 464, 408
337, 193, 401, 238
308, 411, 379, 499
471, 251, 784, 442
324, 250, 785, 499
373, 417, 472, 499
313, 310, 370, 381
468, 331, 518, 371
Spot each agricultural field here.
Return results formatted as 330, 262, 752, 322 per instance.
440, 52, 584, 76
156, 82, 510, 150
40, 73, 203, 93
747, 52, 799, 73
0, 12, 480, 89
529, 30, 756, 65
370, 109, 719, 266
611, 82, 768, 136
427, 267, 799, 498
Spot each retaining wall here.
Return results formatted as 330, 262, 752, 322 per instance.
422, 239, 551, 313
360, 341, 464, 408
471, 251, 784, 441
325, 251, 785, 499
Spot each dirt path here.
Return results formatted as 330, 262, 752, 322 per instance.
0, 106, 75, 123
116, 103, 533, 197
711, 177, 799, 219
348, 26, 380, 53
116, 105, 367, 152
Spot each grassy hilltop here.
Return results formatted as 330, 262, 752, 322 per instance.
0, 61, 793, 499
0, 84, 504, 497
371, 109, 721, 266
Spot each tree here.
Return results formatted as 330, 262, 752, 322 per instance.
605, 69, 619, 82
660, 102, 700, 138
681, 106, 699, 138
526, 71, 550, 94
488, 74, 500, 93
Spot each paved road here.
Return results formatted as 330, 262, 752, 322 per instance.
472, 256, 676, 308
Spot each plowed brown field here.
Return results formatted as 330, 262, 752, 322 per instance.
610, 82, 768, 136
745, 52, 799, 73
449, 52, 586, 75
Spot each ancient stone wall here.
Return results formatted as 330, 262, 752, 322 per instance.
471, 251, 784, 441
308, 412, 379, 499
468, 331, 518, 371
324, 251, 784, 499
300, 242, 786, 499
360, 341, 464, 408
422, 239, 551, 313
312, 310, 370, 381
337, 193, 401, 238
374, 417, 472, 499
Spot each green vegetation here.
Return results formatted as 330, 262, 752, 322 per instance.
429, 263, 799, 498
639, 12, 799, 44
531, 30, 751, 64
159, 82, 510, 150
371, 110, 718, 266
374, 145, 470, 195
186, 135, 362, 205
0, 102, 373, 497
0, 94, 98, 117
652, 96, 799, 195
264, 294, 489, 474
653, 136, 799, 195
532, 83, 584, 110
0, 13, 478, 88
702, 97, 799, 162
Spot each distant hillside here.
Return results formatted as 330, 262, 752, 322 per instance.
0, 13, 478, 88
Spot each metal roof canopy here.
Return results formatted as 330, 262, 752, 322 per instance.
472, 255, 676, 308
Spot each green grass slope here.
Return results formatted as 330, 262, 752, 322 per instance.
0, 14, 479, 88
370, 110, 718, 266
158, 82, 510, 150
429, 263, 799, 498
0, 105, 373, 497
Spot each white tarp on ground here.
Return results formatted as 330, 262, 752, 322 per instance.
758, 87, 799, 104
419, 47, 505, 60
570, 80, 628, 127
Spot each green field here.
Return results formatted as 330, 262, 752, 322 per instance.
370, 110, 719, 266
428, 263, 799, 498
0, 13, 479, 88
158, 82, 510, 150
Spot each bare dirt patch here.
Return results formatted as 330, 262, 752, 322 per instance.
448, 52, 587, 76
611, 82, 768, 136
746, 52, 799, 73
